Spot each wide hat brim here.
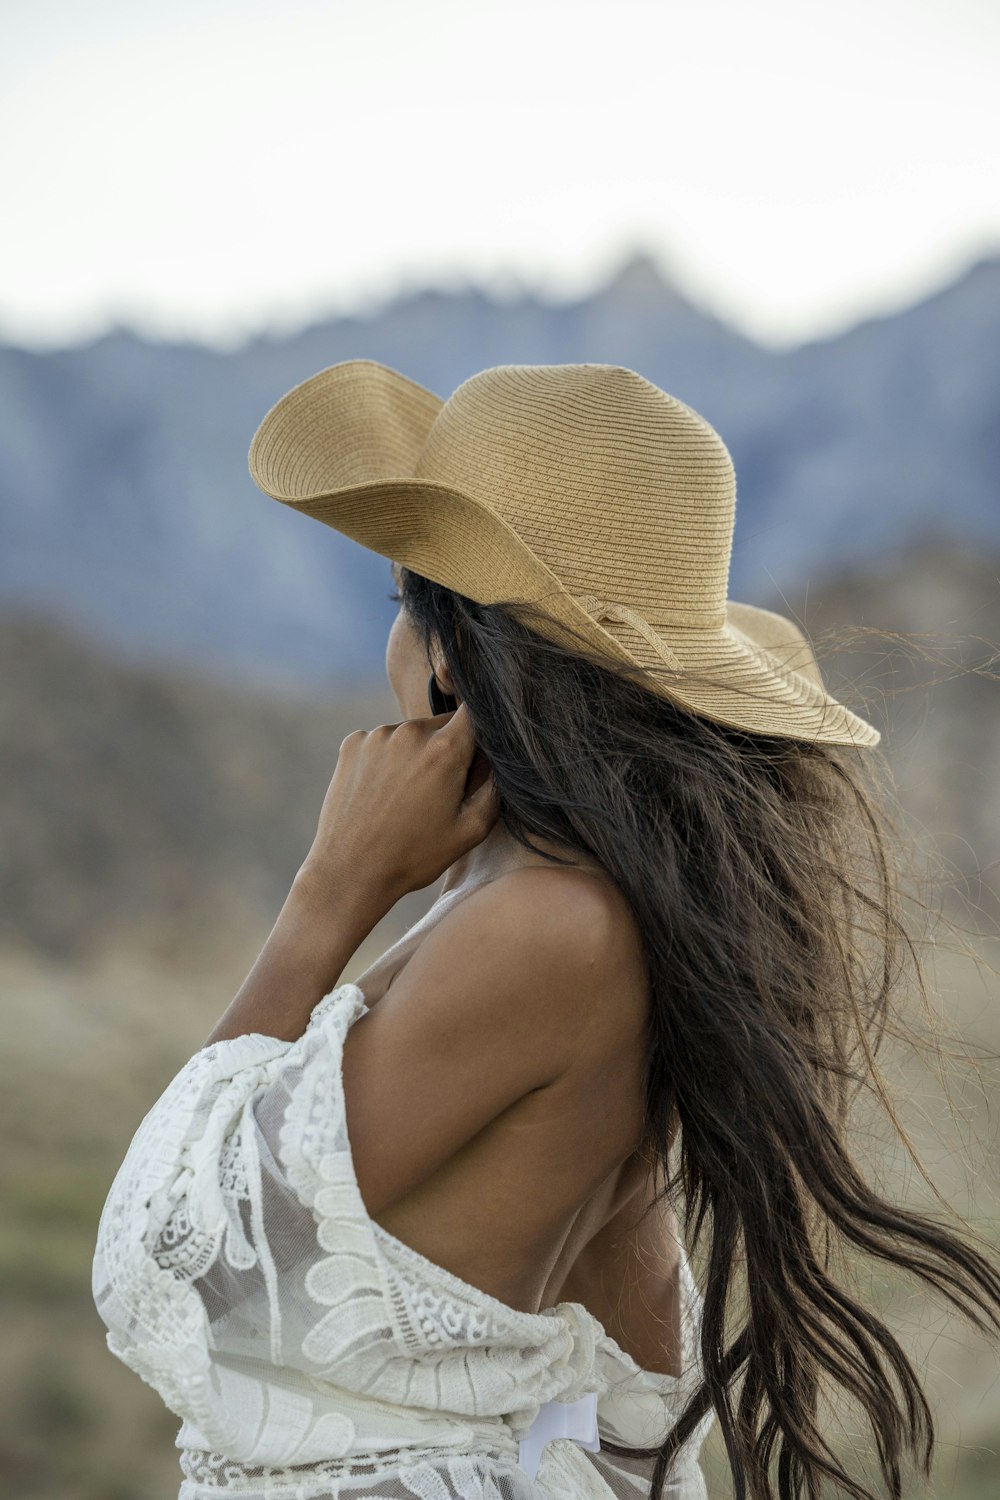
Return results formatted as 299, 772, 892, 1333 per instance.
248, 359, 880, 749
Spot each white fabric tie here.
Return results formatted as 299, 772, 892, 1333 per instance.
517, 1387, 707, 1499
518, 1391, 602, 1482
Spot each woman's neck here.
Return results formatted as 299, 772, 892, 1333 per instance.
437, 823, 603, 900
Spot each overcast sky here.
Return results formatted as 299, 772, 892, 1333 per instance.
2, 0, 997, 351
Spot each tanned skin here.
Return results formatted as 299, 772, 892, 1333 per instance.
201, 589, 682, 1376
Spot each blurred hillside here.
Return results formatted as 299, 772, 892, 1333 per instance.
2, 524, 999, 1497
2, 531, 997, 979
2, 533, 999, 1498
2, 250, 1000, 1498
1, 248, 998, 690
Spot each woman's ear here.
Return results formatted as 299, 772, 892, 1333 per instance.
430, 646, 457, 697
433, 666, 461, 709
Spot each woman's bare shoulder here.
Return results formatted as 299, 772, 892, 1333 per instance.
487, 859, 639, 937
417, 862, 650, 1058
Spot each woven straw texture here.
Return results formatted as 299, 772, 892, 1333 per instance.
248, 359, 880, 749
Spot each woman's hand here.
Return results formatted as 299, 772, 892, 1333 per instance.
298, 702, 500, 909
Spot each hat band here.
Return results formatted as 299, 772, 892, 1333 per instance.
571, 594, 692, 671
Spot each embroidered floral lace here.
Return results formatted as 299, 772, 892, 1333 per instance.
92, 981, 716, 1499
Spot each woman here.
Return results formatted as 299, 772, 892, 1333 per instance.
92, 360, 1000, 1500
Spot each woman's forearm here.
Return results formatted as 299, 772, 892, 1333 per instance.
200, 861, 396, 1049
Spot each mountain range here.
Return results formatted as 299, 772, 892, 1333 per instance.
2, 247, 997, 691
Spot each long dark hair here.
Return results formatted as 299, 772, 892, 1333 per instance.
391, 560, 1000, 1500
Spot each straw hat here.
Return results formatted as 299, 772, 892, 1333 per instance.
248, 359, 880, 748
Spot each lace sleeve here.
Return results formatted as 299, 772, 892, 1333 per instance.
90, 982, 377, 1459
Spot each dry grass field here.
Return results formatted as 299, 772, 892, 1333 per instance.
3, 537, 999, 1498
3, 910, 998, 1498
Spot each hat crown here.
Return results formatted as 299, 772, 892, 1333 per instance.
414, 363, 736, 628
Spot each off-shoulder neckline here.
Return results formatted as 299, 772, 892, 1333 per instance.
327, 980, 696, 1390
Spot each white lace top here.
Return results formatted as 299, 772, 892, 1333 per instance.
92, 980, 717, 1500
